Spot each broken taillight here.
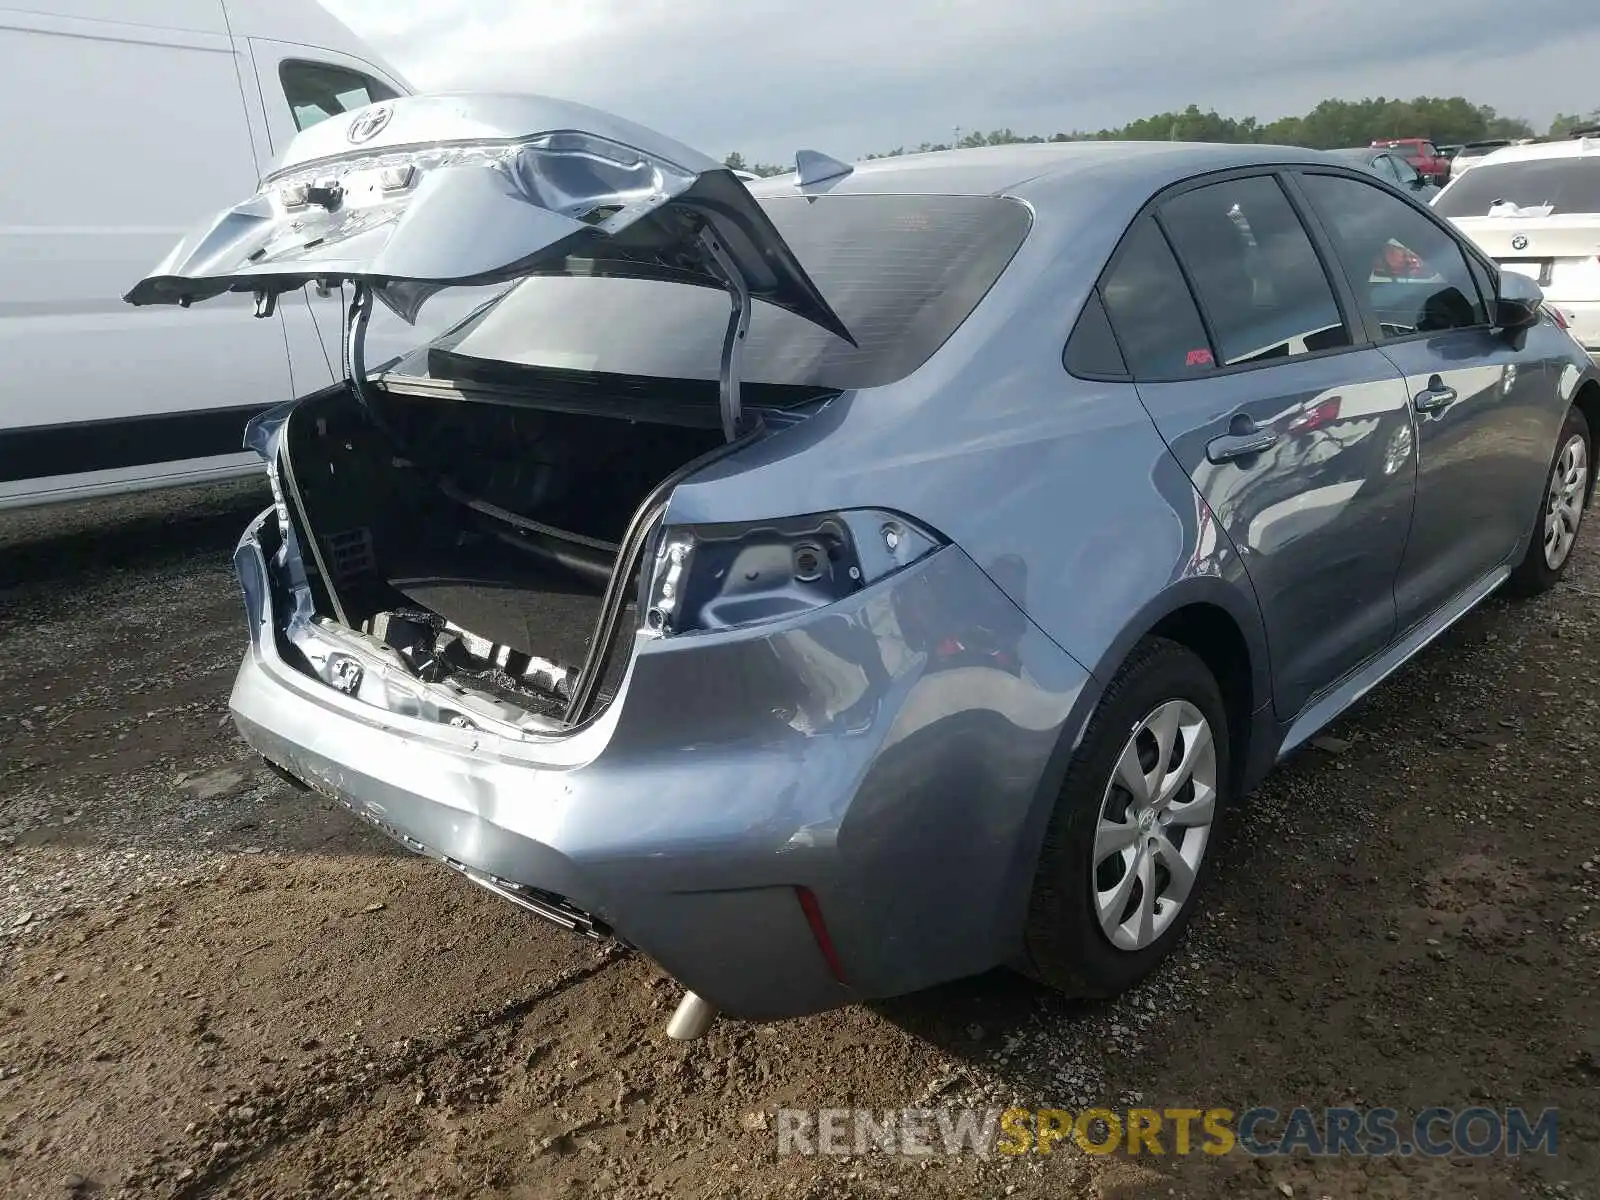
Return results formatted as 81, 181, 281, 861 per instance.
642, 509, 943, 637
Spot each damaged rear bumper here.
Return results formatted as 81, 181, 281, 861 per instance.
230, 507, 1090, 1019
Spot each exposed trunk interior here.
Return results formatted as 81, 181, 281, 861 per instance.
277, 383, 727, 725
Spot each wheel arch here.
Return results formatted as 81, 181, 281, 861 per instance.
994, 574, 1276, 963
1572, 378, 1600, 502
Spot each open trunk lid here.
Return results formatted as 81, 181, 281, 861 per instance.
123, 92, 851, 345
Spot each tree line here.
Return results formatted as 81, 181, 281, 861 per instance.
725, 97, 1600, 176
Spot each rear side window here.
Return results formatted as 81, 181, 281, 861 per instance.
279, 60, 398, 132
1434, 156, 1600, 217
1159, 176, 1351, 365
1100, 218, 1215, 379
1063, 292, 1127, 377
1301, 173, 1488, 338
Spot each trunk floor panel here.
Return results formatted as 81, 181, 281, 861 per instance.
380, 582, 635, 721
381, 537, 604, 669
387, 579, 598, 670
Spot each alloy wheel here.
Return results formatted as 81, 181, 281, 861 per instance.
1091, 699, 1217, 952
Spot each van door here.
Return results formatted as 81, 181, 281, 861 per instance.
240, 40, 495, 376
0, 8, 292, 502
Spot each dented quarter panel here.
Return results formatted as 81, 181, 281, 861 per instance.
123, 93, 849, 341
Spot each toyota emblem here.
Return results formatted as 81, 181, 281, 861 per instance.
1511, 234, 1529, 251
346, 104, 393, 144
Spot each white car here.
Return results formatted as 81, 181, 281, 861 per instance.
1434, 136, 1600, 351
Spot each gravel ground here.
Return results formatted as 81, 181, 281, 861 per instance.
1, 480, 1597, 1200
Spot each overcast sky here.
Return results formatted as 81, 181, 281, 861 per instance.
323, 0, 1600, 164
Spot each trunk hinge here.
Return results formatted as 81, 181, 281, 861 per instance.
698, 227, 752, 443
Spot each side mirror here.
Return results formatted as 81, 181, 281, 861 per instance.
1495, 269, 1543, 331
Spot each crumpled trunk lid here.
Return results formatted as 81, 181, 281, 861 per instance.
123, 92, 851, 343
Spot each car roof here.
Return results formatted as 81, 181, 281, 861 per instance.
1471, 137, 1600, 168
744, 140, 1342, 203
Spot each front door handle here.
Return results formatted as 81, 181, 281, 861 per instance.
1206, 427, 1279, 464
1413, 379, 1457, 413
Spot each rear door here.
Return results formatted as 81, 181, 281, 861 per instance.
1102, 173, 1417, 719
1297, 171, 1549, 633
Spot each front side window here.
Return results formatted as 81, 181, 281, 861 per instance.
279, 60, 398, 132
1391, 156, 1422, 187
1159, 175, 1351, 365
1300, 173, 1488, 338
1099, 217, 1215, 379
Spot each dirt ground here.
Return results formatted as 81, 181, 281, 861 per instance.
1, 480, 1597, 1200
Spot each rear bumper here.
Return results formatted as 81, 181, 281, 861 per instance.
230, 508, 1090, 1018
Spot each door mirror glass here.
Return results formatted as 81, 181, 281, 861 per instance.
1495, 268, 1544, 330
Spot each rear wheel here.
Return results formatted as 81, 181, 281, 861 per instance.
1024, 637, 1230, 998
1506, 406, 1591, 597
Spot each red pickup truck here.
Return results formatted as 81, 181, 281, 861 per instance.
1370, 138, 1450, 185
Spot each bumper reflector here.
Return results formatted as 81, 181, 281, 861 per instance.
795, 886, 847, 983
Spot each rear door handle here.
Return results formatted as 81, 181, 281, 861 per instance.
1206, 428, 1279, 464
1413, 382, 1457, 413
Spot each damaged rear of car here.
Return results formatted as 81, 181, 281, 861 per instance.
127, 93, 1084, 1028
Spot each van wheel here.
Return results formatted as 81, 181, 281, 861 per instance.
1024, 637, 1230, 998
1506, 405, 1591, 598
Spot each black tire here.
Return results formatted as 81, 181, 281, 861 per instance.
1505, 405, 1592, 598
1023, 637, 1230, 998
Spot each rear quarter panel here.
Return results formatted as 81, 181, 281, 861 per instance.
666, 184, 1272, 713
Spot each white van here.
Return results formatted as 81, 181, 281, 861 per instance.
0, 0, 477, 509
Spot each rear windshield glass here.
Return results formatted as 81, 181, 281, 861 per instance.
400, 193, 1032, 392
1434, 157, 1600, 217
